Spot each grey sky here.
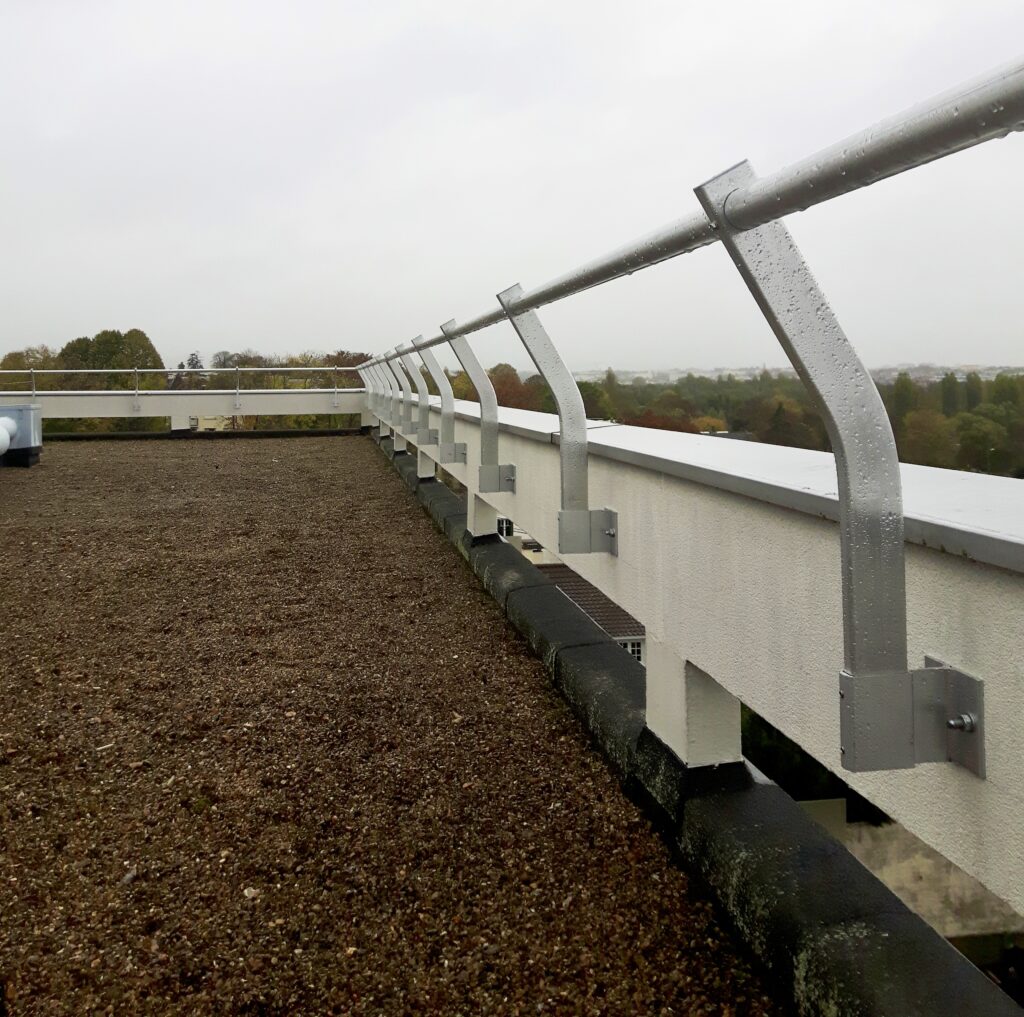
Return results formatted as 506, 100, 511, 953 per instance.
2, 1, 1022, 375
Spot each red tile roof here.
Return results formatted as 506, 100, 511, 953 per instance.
536, 564, 645, 640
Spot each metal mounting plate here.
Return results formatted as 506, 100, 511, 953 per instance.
440, 442, 467, 465
914, 657, 985, 778
479, 463, 516, 494
417, 428, 439, 446
558, 508, 618, 555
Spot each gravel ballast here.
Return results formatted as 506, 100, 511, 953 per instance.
0, 438, 779, 1015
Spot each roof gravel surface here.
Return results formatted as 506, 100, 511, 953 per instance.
0, 438, 779, 1016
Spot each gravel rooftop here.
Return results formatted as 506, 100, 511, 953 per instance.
0, 437, 780, 1015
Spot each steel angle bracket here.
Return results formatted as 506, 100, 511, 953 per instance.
913, 657, 985, 778
559, 508, 618, 555
440, 441, 467, 464
479, 463, 516, 494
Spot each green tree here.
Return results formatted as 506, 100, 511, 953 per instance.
523, 374, 555, 413
53, 329, 166, 432
760, 400, 818, 450
900, 410, 957, 468
939, 372, 961, 416
990, 372, 1021, 408
965, 371, 984, 411
577, 381, 614, 420
890, 371, 917, 430
954, 413, 1008, 472
0, 345, 61, 392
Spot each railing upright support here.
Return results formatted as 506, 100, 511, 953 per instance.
388, 350, 416, 433
371, 363, 391, 424
695, 159, 984, 776
380, 361, 406, 449
412, 343, 465, 464
356, 367, 379, 430
398, 341, 437, 446
363, 365, 384, 430
441, 320, 515, 493
496, 284, 616, 555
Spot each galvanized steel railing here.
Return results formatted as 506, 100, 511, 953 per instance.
0, 366, 362, 412
359, 57, 1024, 776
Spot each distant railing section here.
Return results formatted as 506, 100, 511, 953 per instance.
358, 57, 1024, 776
0, 366, 362, 398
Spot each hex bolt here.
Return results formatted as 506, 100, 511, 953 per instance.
947, 713, 977, 733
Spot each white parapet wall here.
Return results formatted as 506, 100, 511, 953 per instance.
388, 396, 1024, 919
0, 388, 367, 419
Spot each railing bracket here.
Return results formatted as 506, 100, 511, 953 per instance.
912, 658, 985, 778
440, 441, 467, 464
559, 508, 618, 556
479, 463, 516, 493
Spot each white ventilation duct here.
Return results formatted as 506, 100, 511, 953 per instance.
0, 415, 17, 456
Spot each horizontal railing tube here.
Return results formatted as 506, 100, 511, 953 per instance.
359, 58, 1024, 367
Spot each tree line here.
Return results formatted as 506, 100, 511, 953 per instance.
0, 331, 370, 432
2, 331, 1021, 475
439, 363, 1023, 478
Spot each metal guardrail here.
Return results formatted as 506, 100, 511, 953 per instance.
0, 366, 362, 410
359, 57, 1024, 776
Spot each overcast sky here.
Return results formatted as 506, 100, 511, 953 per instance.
2, 1, 1022, 375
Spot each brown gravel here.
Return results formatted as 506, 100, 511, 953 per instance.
0, 438, 780, 1016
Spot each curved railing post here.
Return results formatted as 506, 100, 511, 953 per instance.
369, 366, 384, 415
398, 341, 437, 446
388, 350, 416, 432
356, 367, 375, 414
695, 159, 983, 775
367, 363, 389, 432
355, 367, 377, 429
496, 284, 616, 555
413, 342, 466, 465
380, 360, 406, 446
440, 320, 515, 494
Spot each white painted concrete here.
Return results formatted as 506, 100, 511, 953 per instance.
393, 396, 1024, 917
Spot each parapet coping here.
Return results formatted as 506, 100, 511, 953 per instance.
426, 397, 1024, 576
